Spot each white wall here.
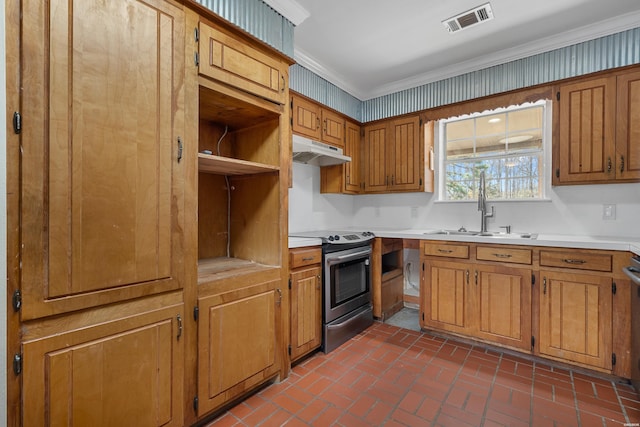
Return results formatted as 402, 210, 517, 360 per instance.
289, 162, 355, 232
290, 166, 640, 238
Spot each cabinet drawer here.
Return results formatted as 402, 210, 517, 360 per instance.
423, 242, 469, 259
290, 248, 322, 269
477, 246, 532, 265
382, 238, 403, 254
540, 250, 612, 272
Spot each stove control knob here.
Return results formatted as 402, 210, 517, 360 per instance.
334, 235, 340, 241
328, 236, 334, 241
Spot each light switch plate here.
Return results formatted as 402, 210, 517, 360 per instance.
602, 204, 616, 220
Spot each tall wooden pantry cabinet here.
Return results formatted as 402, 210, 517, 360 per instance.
6, 0, 292, 425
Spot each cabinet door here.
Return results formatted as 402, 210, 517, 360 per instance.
22, 302, 184, 427
475, 265, 532, 351
389, 116, 422, 191
292, 94, 322, 140
321, 109, 345, 147
344, 120, 362, 192
197, 279, 279, 415
539, 271, 612, 370
199, 21, 287, 105
616, 69, 640, 181
557, 77, 616, 183
363, 122, 389, 192
290, 267, 322, 361
421, 259, 471, 334
20, 0, 186, 319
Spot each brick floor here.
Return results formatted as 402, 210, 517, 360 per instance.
206, 322, 640, 426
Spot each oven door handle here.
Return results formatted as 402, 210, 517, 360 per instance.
327, 249, 372, 265
623, 266, 640, 285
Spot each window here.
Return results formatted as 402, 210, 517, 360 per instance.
437, 100, 550, 202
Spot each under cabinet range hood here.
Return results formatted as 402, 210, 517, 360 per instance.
292, 134, 351, 167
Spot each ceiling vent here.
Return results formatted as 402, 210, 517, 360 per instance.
442, 3, 494, 33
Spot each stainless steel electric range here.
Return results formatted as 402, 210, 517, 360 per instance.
289, 230, 375, 353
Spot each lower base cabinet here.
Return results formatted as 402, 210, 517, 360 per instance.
197, 276, 280, 416
22, 296, 185, 427
289, 247, 323, 362
538, 271, 613, 370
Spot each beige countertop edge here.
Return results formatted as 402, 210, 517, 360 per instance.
287, 230, 640, 256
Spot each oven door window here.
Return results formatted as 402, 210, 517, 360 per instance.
330, 257, 370, 307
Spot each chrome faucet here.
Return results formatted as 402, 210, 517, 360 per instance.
478, 171, 494, 234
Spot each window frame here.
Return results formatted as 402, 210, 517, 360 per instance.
435, 99, 552, 203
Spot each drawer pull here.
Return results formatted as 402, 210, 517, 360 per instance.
438, 249, 453, 254
563, 258, 587, 265
492, 253, 512, 258
302, 257, 315, 261
466, 270, 469, 284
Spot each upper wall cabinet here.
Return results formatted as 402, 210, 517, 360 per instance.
321, 120, 362, 194
363, 115, 434, 193
292, 93, 345, 148
19, 0, 187, 320
555, 67, 640, 184
198, 20, 288, 105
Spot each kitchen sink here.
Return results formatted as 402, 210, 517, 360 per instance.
425, 229, 538, 239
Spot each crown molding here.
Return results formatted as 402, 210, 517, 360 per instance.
261, 0, 309, 26
293, 48, 369, 100
295, 10, 640, 101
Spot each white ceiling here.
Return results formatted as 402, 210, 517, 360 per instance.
279, 0, 640, 100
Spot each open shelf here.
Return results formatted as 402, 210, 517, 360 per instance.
197, 257, 279, 285
198, 153, 279, 175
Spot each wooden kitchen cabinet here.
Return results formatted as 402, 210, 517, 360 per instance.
372, 238, 405, 319
475, 264, 532, 351
22, 294, 185, 427
538, 271, 613, 370
363, 115, 433, 193
321, 120, 363, 194
18, 0, 187, 320
197, 273, 281, 416
422, 259, 472, 334
292, 93, 345, 147
556, 67, 640, 184
289, 247, 323, 361
421, 242, 533, 352
198, 20, 288, 105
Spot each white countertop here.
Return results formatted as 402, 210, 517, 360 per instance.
288, 236, 323, 249
288, 228, 640, 256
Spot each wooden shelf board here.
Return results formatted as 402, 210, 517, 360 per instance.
197, 257, 279, 285
198, 153, 279, 175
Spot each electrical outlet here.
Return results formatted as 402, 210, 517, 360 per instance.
411, 206, 418, 218
602, 204, 616, 220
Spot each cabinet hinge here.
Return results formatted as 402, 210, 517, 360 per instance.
422, 312, 425, 321
177, 137, 183, 163
288, 278, 292, 290
612, 282, 617, 295
193, 306, 199, 321
419, 177, 423, 186
288, 345, 292, 356
290, 116, 293, 127
556, 91, 560, 101
531, 336, 535, 350
193, 396, 199, 413
419, 118, 423, 126
612, 353, 617, 366
531, 274, 535, 286
13, 112, 22, 134
194, 52, 199, 67
13, 353, 22, 375
422, 262, 424, 271
194, 27, 199, 42
12, 289, 21, 312
555, 168, 560, 178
